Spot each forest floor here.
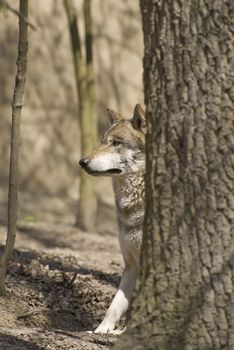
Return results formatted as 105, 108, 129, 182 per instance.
0, 219, 124, 350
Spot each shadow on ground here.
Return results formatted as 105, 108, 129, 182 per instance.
0, 221, 123, 349
0, 245, 120, 332
0, 332, 42, 350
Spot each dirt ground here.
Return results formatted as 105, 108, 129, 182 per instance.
0, 220, 125, 350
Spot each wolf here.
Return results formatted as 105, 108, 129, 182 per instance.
79, 104, 146, 334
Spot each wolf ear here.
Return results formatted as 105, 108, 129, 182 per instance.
107, 108, 125, 124
131, 104, 146, 132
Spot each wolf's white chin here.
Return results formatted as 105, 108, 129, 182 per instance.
87, 153, 122, 173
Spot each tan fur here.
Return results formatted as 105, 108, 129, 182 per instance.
79, 104, 146, 334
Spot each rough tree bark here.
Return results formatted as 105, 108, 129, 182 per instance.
64, 0, 98, 232
0, 0, 28, 295
115, 0, 234, 349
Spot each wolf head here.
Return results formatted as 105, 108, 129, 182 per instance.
79, 104, 146, 177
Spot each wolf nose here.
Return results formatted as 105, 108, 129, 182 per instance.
79, 157, 90, 168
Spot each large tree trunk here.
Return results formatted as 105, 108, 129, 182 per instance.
64, 0, 97, 232
0, 0, 28, 294
115, 0, 234, 349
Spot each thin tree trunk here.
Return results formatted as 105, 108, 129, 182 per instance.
84, 0, 97, 144
115, 0, 234, 349
64, 0, 97, 232
0, 0, 28, 295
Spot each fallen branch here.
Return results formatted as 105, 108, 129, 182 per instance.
17, 308, 50, 320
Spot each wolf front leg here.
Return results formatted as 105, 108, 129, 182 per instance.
94, 267, 137, 334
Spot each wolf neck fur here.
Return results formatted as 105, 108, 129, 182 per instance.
112, 171, 145, 210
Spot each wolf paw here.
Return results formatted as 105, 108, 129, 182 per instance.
94, 321, 115, 334
93, 320, 125, 335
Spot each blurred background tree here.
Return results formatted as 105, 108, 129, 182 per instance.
64, 0, 98, 232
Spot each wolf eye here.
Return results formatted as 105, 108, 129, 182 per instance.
112, 140, 121, 147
